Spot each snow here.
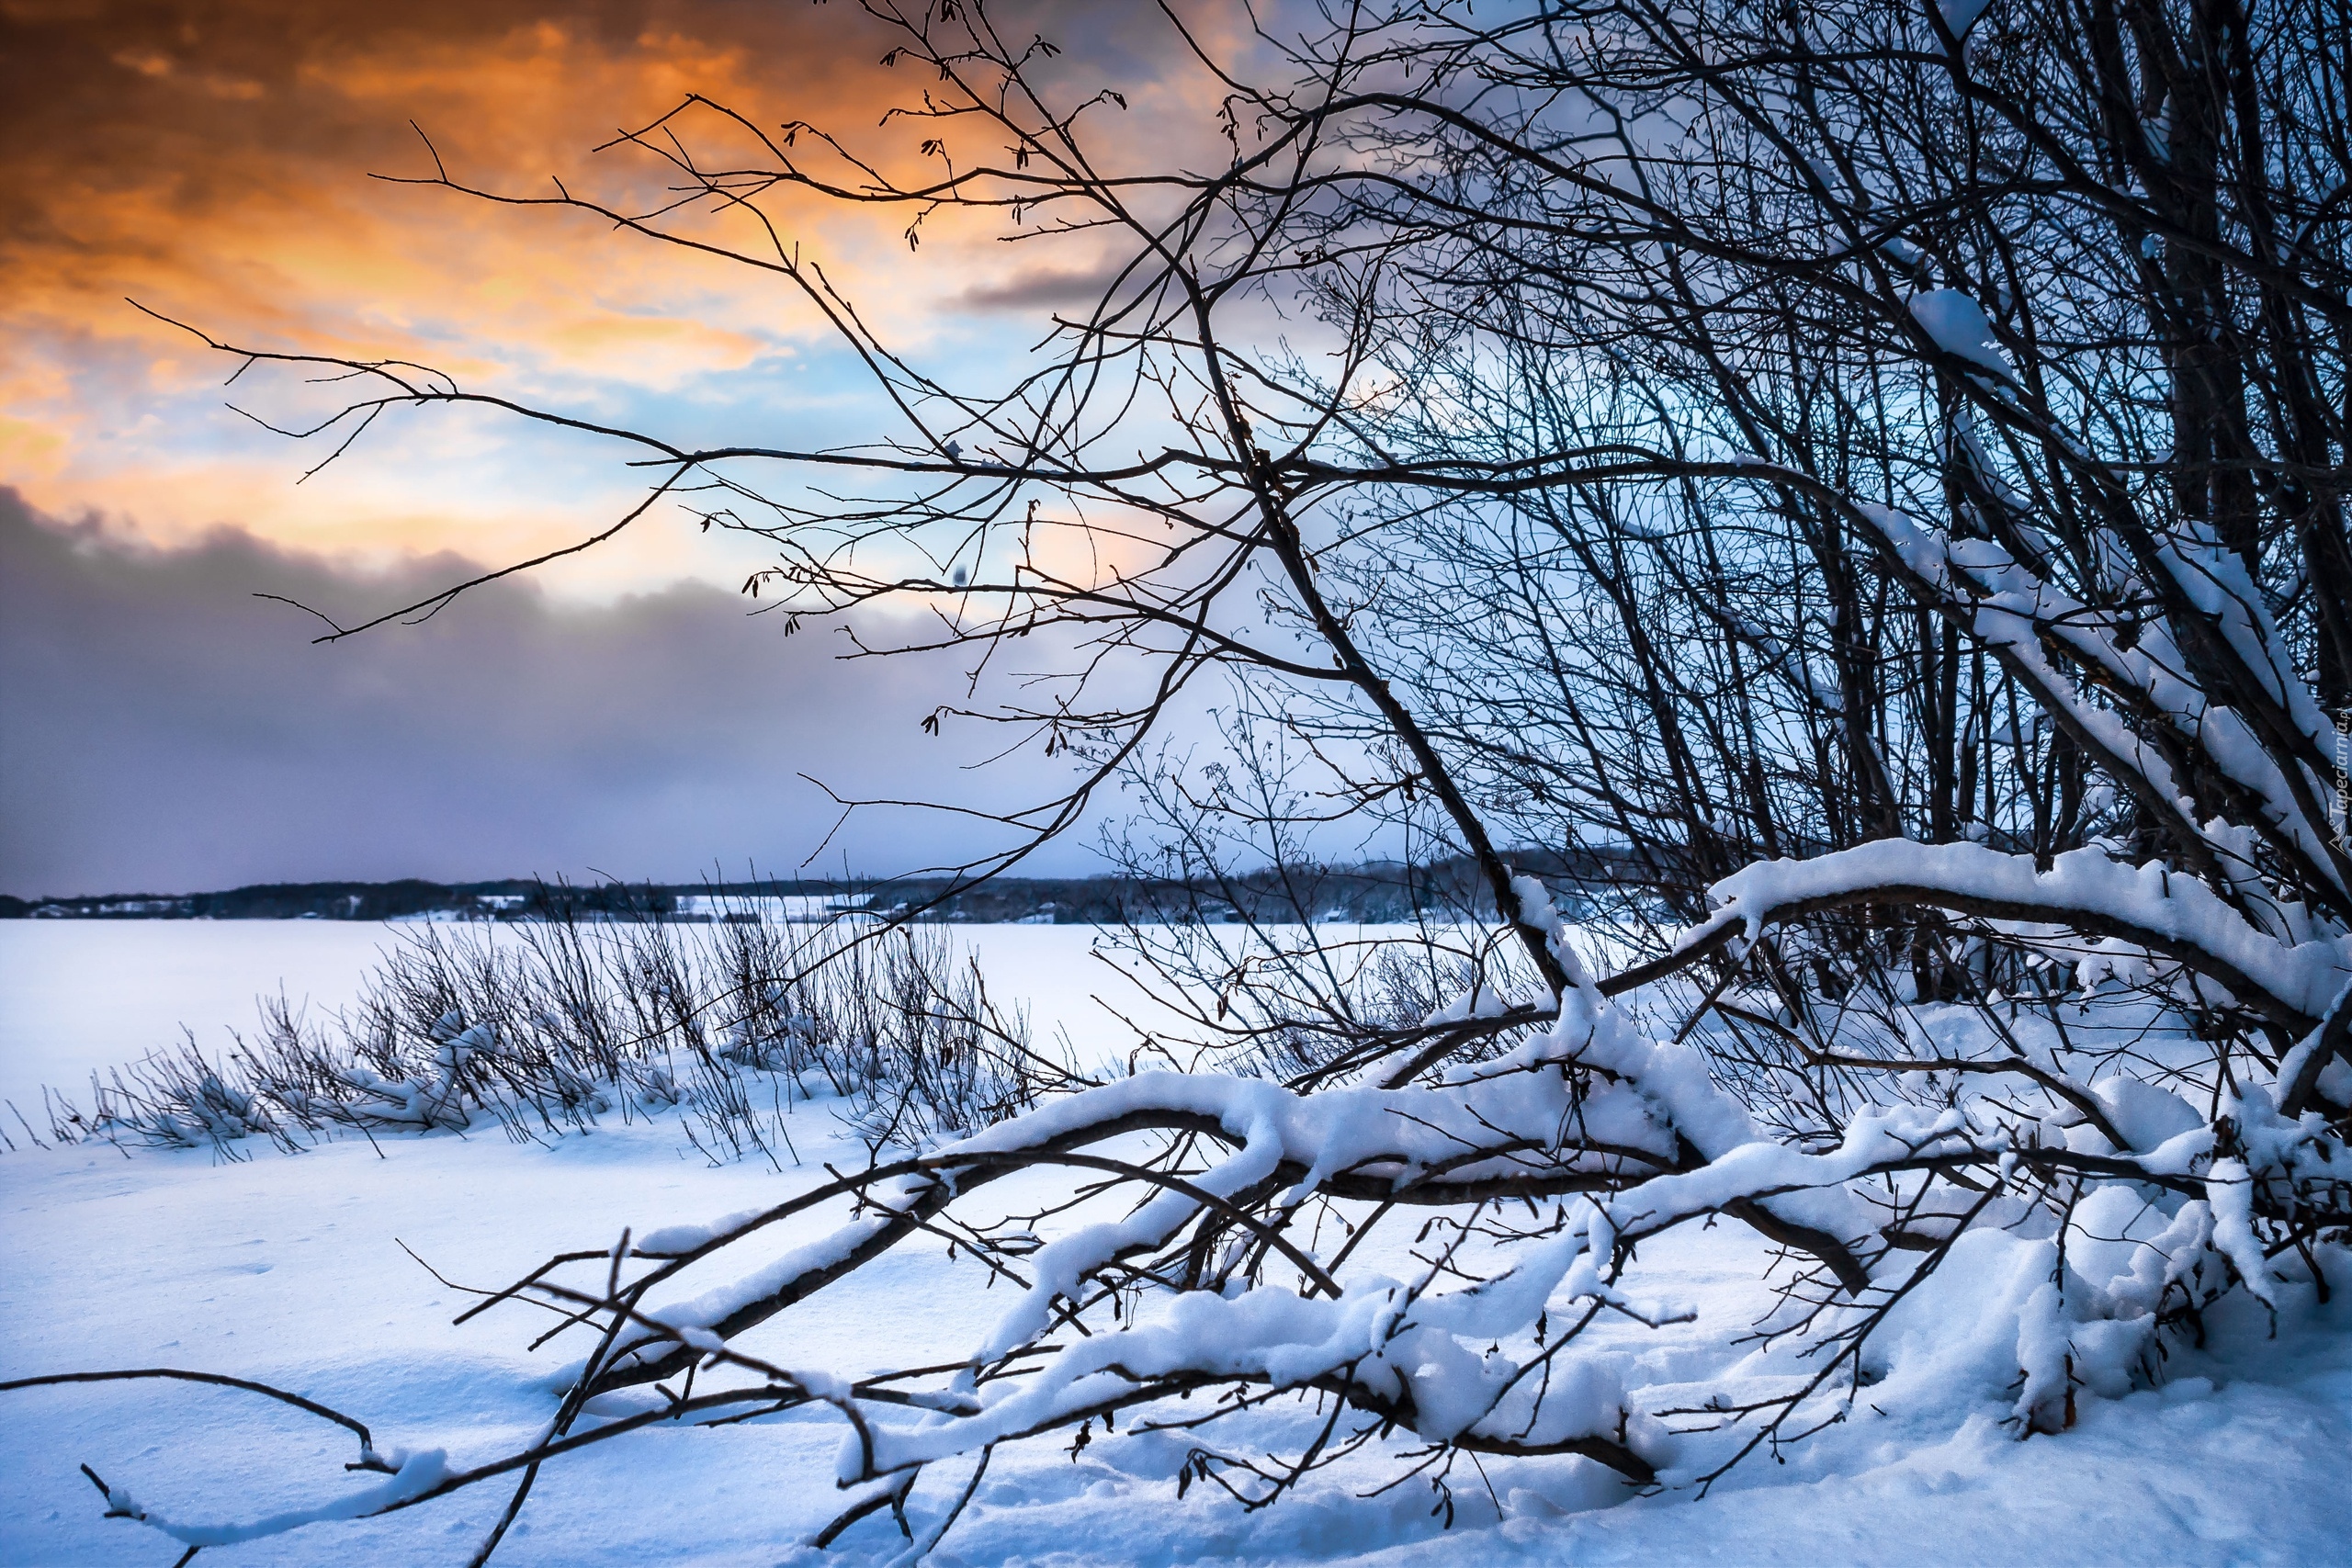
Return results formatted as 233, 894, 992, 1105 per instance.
1700, 839, 2352, 1022
1857, 506, 2350, 903
1937, 0, 1996, 41
1907, 290, 2018, 383
6, 922, 2352, 1565
0, 921, 398, 1117
103, 1448, 455, 1550
5, 1114, 2346, 1565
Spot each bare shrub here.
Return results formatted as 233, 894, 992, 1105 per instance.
34, 905, 1064, 1165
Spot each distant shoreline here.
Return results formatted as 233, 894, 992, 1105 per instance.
0, 852, 1642, 927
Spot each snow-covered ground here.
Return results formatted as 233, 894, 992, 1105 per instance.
4, 923, 2348, 1565
0, 921, 398, 1119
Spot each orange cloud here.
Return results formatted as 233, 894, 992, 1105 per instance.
0, 3, 910, 563
0, 2, 1252, 580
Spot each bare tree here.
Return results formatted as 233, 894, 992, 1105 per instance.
44, 0, 2350, 1557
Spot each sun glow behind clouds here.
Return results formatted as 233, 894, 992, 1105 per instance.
1, 0, 1205, 595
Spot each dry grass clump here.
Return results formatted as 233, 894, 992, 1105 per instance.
21, 908, 1070, 1165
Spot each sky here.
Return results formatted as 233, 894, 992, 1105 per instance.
0, 0, 1227, 896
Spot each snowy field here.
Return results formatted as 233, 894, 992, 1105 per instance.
4, 922, 2349, 1566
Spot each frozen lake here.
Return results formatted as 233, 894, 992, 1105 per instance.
1, 921, 395, 1117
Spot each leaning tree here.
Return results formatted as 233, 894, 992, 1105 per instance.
29, 0, 2351, 1558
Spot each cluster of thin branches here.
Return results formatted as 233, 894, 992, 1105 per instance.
27, 0, 2352, 1560
18, 904, 1062, 1167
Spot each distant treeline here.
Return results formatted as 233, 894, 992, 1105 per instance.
0, 849, 1650, 925
0, 880, 668, 923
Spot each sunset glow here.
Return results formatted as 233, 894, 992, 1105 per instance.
2, 0, 1167, 585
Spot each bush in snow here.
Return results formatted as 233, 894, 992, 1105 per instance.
31, 904, 1064, 1165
